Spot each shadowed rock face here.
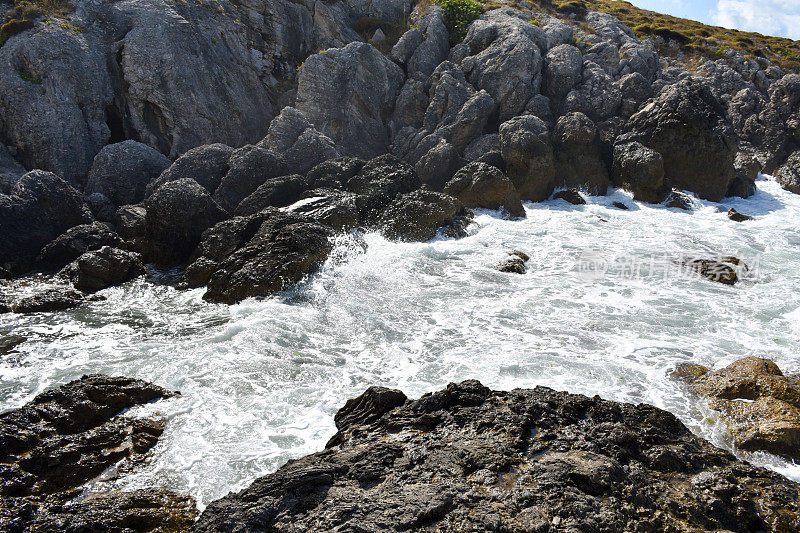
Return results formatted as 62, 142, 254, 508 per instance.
0, 375, 197, 531
195, 381, 800, 532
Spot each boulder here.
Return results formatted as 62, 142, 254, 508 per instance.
553, 188, 586, 205
3, 288, 94, 314
35, 222, 126, 272
497, 250, 529, 273
727, 208, 753, 222
145, 178, 227, 267
684, 256, 748, 285
665, 189, 694, 210
60, 246, 146, 292
0, 375, 196, 530
562, 63, 622, 122
463, 134, 504, 169
624, 79, 737, 201
257, 107, 339, 175
543, 44, 583, 100
553, 112, 610, 195
776, 150, 800, 194
295, 43, 404, 159
202, 210, 332, 304
306, 157, 365, 189
612, 141, 666, 203
444, 162, 524, 217
0, 170, 92, 274
212, 145, 286, 213
85, 193, 117, 223
680, 357, 800, 461
114, 204, 148, 253
146, 143, 233, 196
726, 151, 760, 199
414, 140, 463, 191
499, 115, 555, 202
345, 154, 421, 222
195, 381, 800, 531
379, 190, 472, 242
234, 175, 308, 216
285, 189, 361, 232
85, 141, 170, 206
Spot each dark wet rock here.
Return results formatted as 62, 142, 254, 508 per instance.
146, 143, 234, 197
295, 43, 404, 159
612, 141, 666, 203
553, 112, 610, 195
212, 145, 287, 213
463, 134, 504, 170
35, 222, 126, 273
285, 189, 361, 231
498, 250, 529, 274
414, 140, 463, 192
4, 288, 94, 314
0, 170, 92, 275
379, 190, 471, 242
86, 192, 117, 224
60, 246, 145, 293
728, 208, 753, 222
553, 188, 586, 205
444, 162, 524, 218
234, 175, 308, 216
679, 357, 800, 461
85, 141, 171, 207
776, 150, 800, 194
0, 144, 26, 195
114, 205, 148, 253
684, 256, 748, 285
727, 151, 760, 199
623, 79, 737, 202
345, 154, 422, 222
201, 210, 332, 304
0, 375, 196, 531
665, 189, 694, 210
499, 115, 555, 202
145, 178, 227, 267
257, 107, 340, 176
306, 157, 366, 190
195, 381, 800, 532
612, 201, 630, 210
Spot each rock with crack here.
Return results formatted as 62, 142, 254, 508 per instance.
195, 381, 800, 532
147, 143, 234, 197
0, 375, 196, 531
676, 357, 800, 461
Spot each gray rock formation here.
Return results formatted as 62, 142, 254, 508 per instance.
85, 141, 170, 206
776, 150, 800, 194
612, 141, 665, 203
147, 143, 233, 196
444, 161, 524, 217
212, 145, 287, 213
553, 112, 609, 195
499, 115, 555, 201
35, 222, 126, 272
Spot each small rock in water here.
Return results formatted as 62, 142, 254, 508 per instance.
675, 357, 800, 461
553, 188, 586, 205
665, 190, 693, 210
498, 250, 530, 274
684, 256, 748, 285
612, 201, 629, 210
5, 288, 100, 314
727, 208, 753, 222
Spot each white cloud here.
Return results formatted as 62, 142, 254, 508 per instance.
713, 0, 800, 40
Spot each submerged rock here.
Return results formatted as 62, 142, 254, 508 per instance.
665, 189, 694, 210
497, 250, 530, 273
2, 288, 98, 314
0, 375, 195, 531
195, 381, 800, 532
684, 256, 748, 285
553, 188, 587, 205
678, 357, 800, 461
728, 208, 754, 222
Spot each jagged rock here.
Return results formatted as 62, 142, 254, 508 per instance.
195, 381, 800, 532
60, 246, 145, 292
285, 189, 361, 231
553, 188, 587, 205
212, 145, 287, 213
306, 157, 365, 189
404, 7, 450, 80
497, 250, 529, 273
463, 134, 504, 169
553, 112, 609, 195
147, 143, 233, 196
345, 154, 421, 222
85, 141, 170, 206
776, 150, 800, 194
114, 204, 147, 253
543, 44, 583, 100
459, 8, 546, 122
391, 79, 429, 132
499, 115, 555, 201
612, 141, 666, 203
202, 209, 332, 304
296, 42, 404, 159
444, 162, 524, 217
563, 62, 622, 122
379, 189, 471, 242
0, 375, 196, 531
258, 107, 339, 175
145, 178, 227, 267
86, 193, 117, 223
728, 208, 753, 222
4, 288, 94, 314
414, 140, 462, 191
35, 222, 126, 272
684, 256, 748, 285
617, 72, 653, 118
234, 175, 308, 216
0, 25, 113, 184
624, 79, 737, 201
0, 170, 92, 275
665, 189, 694, 210
680, 357, 800, 461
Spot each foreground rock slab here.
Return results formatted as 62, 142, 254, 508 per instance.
195, 381, 800, 532
0, 375, 197, 531
676, 357, 800, 461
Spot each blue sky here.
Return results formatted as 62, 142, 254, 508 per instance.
627, 0, 800, 40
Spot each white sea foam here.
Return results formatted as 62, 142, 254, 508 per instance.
2, 177, 799, 508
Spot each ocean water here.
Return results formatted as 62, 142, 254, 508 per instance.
1, 176, 799, 508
